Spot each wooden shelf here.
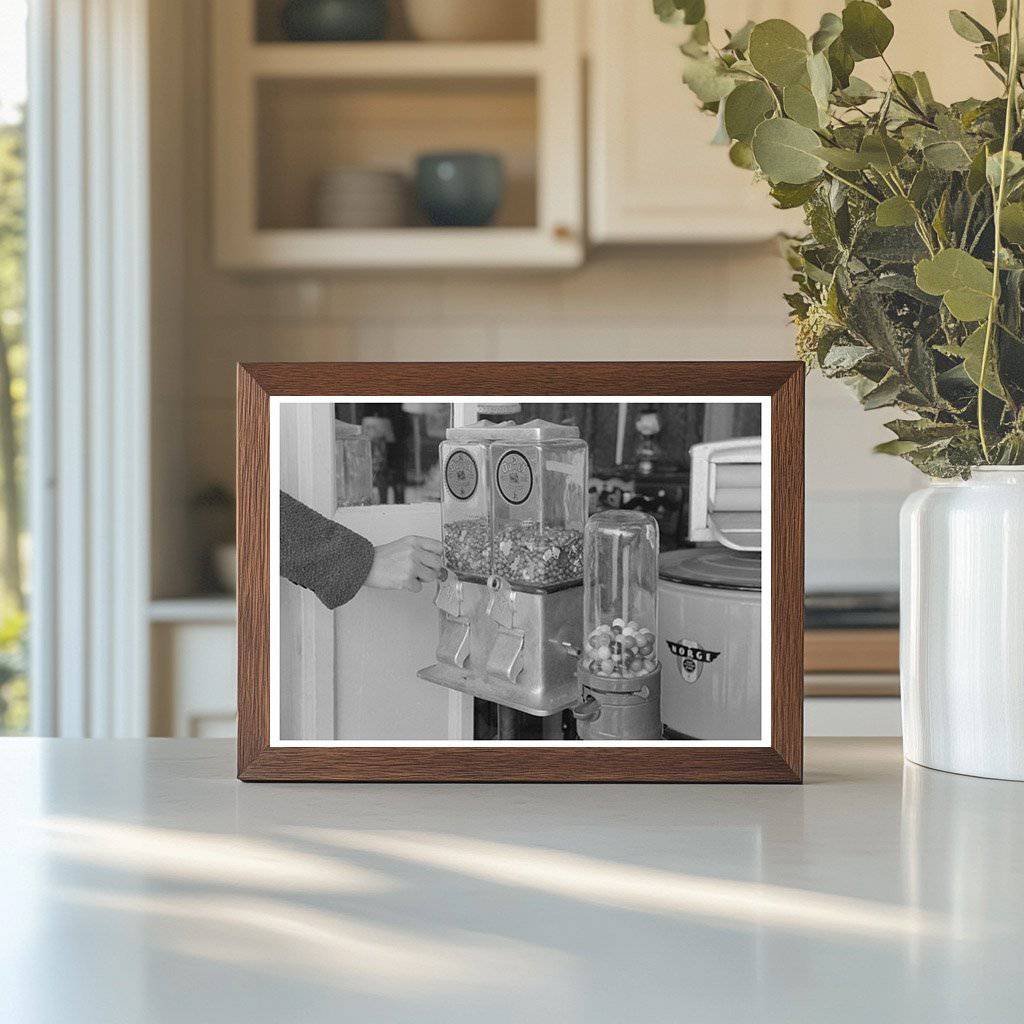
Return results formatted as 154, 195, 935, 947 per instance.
249, 42, 544, 79
804, 628, 900, 675
218, 226, 579, 270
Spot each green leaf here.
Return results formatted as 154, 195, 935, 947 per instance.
728, 140, 758, 170
875, 196, 918, 228
689, 20, 710, 46
915, 249, 994, 321
681, 55, 737, 103
654, 0, 705, 25
874, 439, 921, 456
862, 374, 902, 409
748, 19, 810, 87
912, 71, 935, 105
948, 10, 993, 44
770, 179, 820, 209
986, 150, 1024, 190
807, 51, 833, 110
810, 12, 843, 54
814, 145, 872, 170
783, 83, 822, 129
923, 141, 972, 171
885, 418, 963, 443
653, 0, 676, 23
1000, 202, 1024, 242
842, 1, 894, 60
724, 20, 755, 53
958, 325, 1006, 398
892, 72, 919, 102
993, 0, 1008, 24
909, 165, 936, 205
681, 0, 705, 25
752, 117, 827, 184
860, 133, 905, 173
967, 143, 993, 193
932, 190, 951, 247
827, 35, 855, 89
835, 77, 878, 106
723, 81, 775, 143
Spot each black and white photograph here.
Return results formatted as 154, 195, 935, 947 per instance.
270, 396, 769, 745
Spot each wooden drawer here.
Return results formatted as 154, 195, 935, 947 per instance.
805, 629, 899, 674
804, 629, 900, 698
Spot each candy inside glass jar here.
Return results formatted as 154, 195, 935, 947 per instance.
582, 510, 660, 679
493, 521, 583, 588
583, 618, 657, 678
439, 439, 491, 579
489, 433, 588, 590
442, 517, 490, 577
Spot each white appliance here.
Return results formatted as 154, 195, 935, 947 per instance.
658, 438, 762, 740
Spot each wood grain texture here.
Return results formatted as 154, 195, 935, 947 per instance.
236, 361, 805, 783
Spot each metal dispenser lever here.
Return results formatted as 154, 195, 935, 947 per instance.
483, 577, 525, 684
434, 573, 470, 668
486, 628, 525, 684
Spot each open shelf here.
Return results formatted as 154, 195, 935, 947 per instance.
213, 0, 581, 268
257, 76, 538, 232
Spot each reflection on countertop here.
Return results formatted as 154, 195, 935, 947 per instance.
1, 738, 1023, 1023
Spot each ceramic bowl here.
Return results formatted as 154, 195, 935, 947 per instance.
414, 152, 505, 228
403, 0, 534, 42
281, 0, 388, 42
315, 168, 409, 228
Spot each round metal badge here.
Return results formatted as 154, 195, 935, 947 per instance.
496, 450, 533, 505
444, 449, 478, 500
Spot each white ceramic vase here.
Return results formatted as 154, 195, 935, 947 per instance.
900, 468, 1024, 781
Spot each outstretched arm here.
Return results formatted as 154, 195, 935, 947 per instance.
280, 492, 444, 609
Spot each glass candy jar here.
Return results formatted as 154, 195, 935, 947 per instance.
581, 510, 660, 680
439, 437, 491, 579
490, 425, 588, 590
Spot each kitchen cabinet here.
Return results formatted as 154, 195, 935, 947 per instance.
586, 0, 998, 244
211, 0, 583, 269
587, 1, 812, 243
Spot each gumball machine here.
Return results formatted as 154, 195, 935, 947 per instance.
419, 419, 589, 718
574, 510, 662, 740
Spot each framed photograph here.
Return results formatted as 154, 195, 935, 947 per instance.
237, 362, 804, 782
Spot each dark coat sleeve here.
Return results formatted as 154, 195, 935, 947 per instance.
280, 491, 375, 610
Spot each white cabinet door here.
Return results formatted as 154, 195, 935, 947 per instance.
588, 1, 812, 243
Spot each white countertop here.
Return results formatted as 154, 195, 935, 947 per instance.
2, 738, 1022, 1023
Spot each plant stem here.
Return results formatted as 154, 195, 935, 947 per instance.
979, 0, 1021, 462
880, 54, 929, 120
821, 167, 879, 203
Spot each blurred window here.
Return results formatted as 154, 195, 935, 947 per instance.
0, 0, 28, 734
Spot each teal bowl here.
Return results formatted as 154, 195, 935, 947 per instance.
415, 152, 505, 228
281, 0, 388, 42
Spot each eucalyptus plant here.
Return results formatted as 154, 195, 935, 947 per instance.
658, 0, 1024, 475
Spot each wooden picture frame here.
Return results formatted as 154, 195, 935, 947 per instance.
237, 362, 804, 782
